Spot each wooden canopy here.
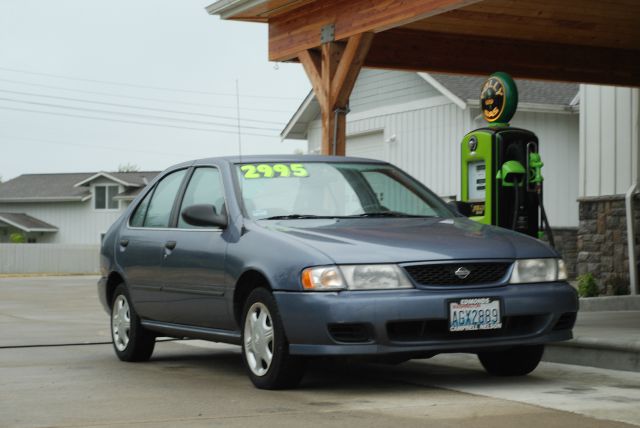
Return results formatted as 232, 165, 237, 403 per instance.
208, 0, 640, 154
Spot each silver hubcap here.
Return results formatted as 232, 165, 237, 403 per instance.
112, 295, 131, 352
243, 302, 274, 377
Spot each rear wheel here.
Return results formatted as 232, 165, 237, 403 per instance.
241, 288, 305, 389
478, 344, 544, 376
111, 284, 155, 362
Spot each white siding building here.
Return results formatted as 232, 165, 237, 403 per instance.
283, 70, 580, 228
0, 171, 158, 244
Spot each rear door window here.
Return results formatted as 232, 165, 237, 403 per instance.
129, 190, 153, 227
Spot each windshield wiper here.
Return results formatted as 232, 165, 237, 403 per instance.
262, 212, 436, 220
345, 211, 435, 218
261, 214, 336, 220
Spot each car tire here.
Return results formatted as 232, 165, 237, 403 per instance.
110, 284, 156, 362
241, 287, 305, 389
477, 344, 545, 376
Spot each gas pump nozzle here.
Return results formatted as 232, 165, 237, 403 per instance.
496, 160, 526, 230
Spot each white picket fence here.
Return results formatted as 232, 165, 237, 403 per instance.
0, 244, 100, 274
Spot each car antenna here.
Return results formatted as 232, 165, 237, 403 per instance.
235, 79, 243, 164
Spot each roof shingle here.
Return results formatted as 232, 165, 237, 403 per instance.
428, 73, 579, 106
0, 171, 159, 202
0, 212, 58, 232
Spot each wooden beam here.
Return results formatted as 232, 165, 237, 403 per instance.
298, 49, 325, 106
364, 29, 640, 87
297, 33, 374, 155
331, 33, 375, 107
320, 42, 339, 155
269, 0, 480, 61
403, 0, 640, 51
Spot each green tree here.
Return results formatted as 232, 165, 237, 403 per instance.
118, 163, 139, 172
9, 233, 26, 243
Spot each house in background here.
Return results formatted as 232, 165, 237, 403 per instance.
282, 69, 581, 275
0, 171, 158, 244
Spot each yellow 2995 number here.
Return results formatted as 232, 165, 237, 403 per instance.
240, 163, 309, 179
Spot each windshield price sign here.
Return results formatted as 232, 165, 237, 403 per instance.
449, 298, 502, 332
240, 163, 309, 179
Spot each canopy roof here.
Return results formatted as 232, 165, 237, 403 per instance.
208, 0, 640, 86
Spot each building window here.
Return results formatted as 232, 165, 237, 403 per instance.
95, 185, 119, 210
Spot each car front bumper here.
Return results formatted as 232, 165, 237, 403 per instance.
274, 282, 578, 356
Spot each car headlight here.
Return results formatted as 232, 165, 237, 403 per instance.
301, 266, 346, 291
301, 264, 413, 291
341, 265, 413, 290
509, 258, 568, 284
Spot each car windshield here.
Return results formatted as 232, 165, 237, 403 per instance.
235, 161, 453, 220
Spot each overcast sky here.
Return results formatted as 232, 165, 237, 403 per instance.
0, 0, 311, 180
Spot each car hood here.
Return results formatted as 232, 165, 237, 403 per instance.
258, 217, 556, 264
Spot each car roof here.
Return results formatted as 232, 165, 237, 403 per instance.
194, 154, 388, 165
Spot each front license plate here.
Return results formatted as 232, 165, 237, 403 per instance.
449, 298, 502, 332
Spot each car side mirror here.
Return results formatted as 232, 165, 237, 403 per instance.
448, 201, 472, 217
181, 204, 227, 228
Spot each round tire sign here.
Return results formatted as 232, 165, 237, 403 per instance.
480, 72, 518, 124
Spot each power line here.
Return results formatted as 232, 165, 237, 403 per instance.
0, 77, 294, 113
0, 97, 282, 131
0, 88, 284, 125
0, 66, 301, 100
0, 134, 201, 157
0, 105, 280, 138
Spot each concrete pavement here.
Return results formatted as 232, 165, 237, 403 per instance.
1, 275, 639, 427
0, 275, 108, 347
544, 310, 640, 372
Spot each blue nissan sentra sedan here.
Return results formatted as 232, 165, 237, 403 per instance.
98, 155, 578, 389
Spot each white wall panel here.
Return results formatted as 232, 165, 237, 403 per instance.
349, 69, 439, 114
600, 87, 617, 195
580, 84, 640, 197
0, 201, 124, 244
0, 244, 99, 274
345, 132, 385, 160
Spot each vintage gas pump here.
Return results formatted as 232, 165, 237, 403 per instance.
459, 72, 554, 246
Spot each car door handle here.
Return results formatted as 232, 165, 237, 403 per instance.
165, 241, 177, 250
119, 239, 129, 247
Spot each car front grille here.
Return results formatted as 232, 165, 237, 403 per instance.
403, 262, 511, 286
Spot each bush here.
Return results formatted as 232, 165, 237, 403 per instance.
9, 233, 25, 243
577, 273, 599, 297
605, 275, 630, 296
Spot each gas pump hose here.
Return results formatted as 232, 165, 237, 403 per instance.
538, 192, 556, 249
511, 178, 520, 230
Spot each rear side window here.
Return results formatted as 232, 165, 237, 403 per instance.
131, 169, 187, 228
129, 190, 152, 227
178, 167, 225, 229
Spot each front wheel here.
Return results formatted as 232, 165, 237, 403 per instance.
241, 288, 305, 389
478, 344, 544, 376
111, 284, 155, 362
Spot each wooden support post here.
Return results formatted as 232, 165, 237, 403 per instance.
298, 32, 374, 155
